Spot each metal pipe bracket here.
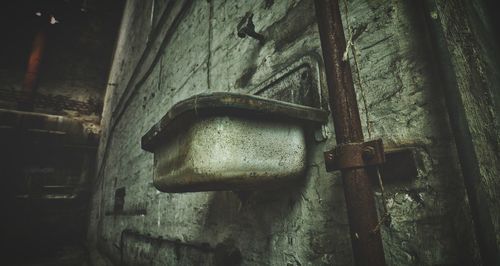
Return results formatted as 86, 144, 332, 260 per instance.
324, 139, 385, 171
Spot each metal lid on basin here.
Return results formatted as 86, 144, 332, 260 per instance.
141, 92, 329, 152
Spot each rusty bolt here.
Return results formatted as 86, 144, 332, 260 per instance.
237, 12, 265, 42
362, 146, 375, 160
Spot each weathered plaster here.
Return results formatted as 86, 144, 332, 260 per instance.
88, 0, 498, 265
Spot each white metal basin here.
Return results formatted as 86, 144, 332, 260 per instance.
141, 93, 328, 192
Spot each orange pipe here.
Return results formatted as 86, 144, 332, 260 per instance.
19, 26, 47, 111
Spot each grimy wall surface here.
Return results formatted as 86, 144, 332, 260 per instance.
87, 0, 500, 265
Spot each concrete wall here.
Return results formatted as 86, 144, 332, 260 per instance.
88, 0, 500, 265
431, 1, 500, 258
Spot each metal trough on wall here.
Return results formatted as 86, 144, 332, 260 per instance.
141, 92, 328, 192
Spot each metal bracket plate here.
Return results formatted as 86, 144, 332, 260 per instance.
324, 142, 419, 183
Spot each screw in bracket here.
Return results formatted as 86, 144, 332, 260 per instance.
362, 146, 375, 161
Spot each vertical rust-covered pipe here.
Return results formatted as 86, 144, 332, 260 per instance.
19, 24, 47, 111
314, 0, 386, 265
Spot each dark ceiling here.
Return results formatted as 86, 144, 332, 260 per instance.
0, 0, 124, 115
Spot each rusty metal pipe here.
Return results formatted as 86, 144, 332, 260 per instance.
19, 24, 47, 111
314, 0, 386, 265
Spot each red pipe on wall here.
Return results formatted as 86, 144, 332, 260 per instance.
19, 23, 47, 111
